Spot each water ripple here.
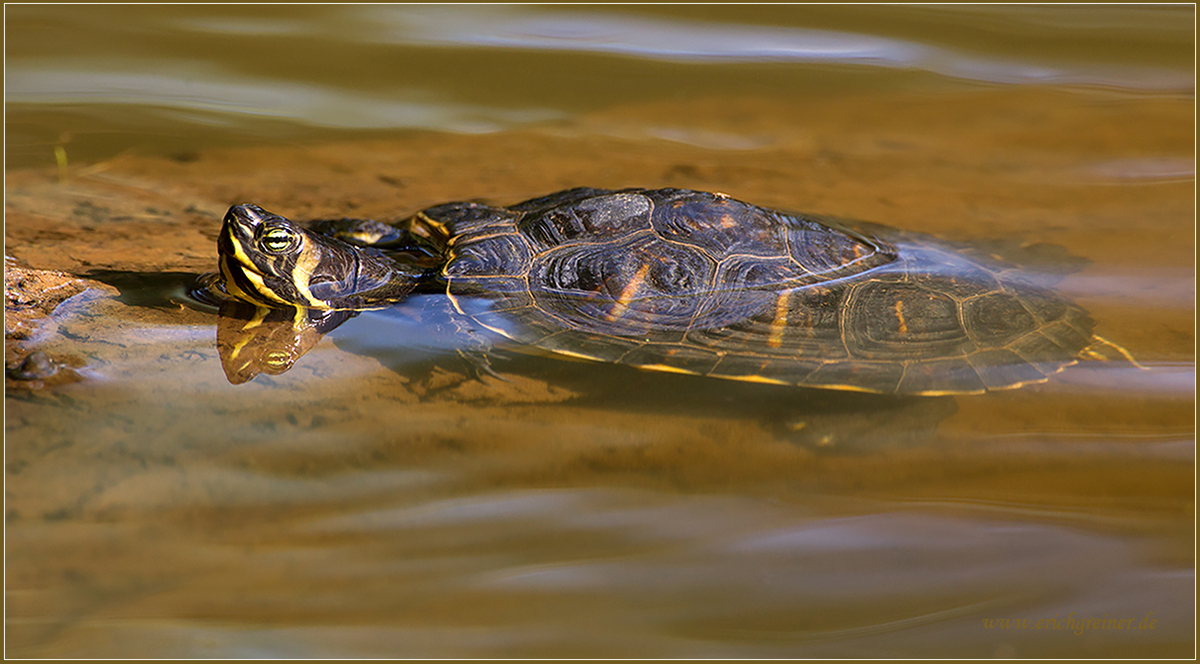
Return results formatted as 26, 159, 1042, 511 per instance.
358, 7, 1192, 91
5, 68, 563, 132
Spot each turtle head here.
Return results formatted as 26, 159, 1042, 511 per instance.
218, 204, 421, 310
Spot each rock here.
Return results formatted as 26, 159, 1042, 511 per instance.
7, 351, 61, 380
4, 256, 118, 386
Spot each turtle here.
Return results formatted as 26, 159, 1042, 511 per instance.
213, 187, 1102, 395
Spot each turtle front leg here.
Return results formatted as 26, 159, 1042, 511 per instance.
306, 217, 444, 260
447, 308, 511, 383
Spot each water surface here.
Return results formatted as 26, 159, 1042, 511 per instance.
4, 5, 1194, 658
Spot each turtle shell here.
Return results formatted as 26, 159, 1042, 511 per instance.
415, 187, 1094, 395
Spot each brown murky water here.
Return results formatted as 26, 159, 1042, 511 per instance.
5, 5, 1194, 658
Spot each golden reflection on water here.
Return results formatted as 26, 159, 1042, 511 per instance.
4, 4, 1195, 659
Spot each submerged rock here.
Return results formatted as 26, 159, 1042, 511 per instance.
7, 351, 61, 380
4, 256, 97, 339
4, 256, 116, 387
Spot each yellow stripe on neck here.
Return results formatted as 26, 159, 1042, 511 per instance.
220, 255, 274, 306
286, 244, 329, 308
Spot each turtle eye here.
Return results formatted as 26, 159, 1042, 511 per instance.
262, 350, 293, 369
260, 226, 299, 254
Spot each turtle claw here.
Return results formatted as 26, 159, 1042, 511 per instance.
457, 349, 509, 383
1085, 335, 1145, 369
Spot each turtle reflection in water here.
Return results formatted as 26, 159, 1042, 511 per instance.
202, 187, 1118, 393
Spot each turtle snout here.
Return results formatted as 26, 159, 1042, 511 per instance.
225, 204, 269, 230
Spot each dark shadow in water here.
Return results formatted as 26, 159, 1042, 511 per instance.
84, 269, 213, 310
